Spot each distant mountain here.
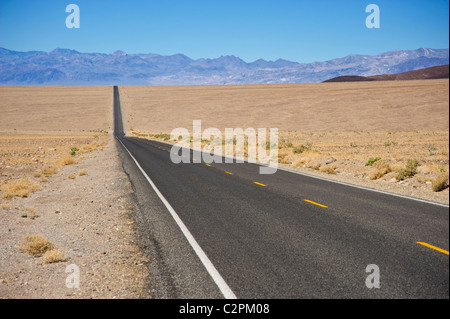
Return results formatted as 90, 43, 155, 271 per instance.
323, 75, 377, 83
324, 64, 449, 82
0, 47, 448, 85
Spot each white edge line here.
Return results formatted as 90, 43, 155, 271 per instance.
116, 137, 237, 299
139, 138, 449, 209
274, 165, 450, 208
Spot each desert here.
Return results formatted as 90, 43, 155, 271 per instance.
0, 86, 150, 298
0, 79, 448, 298
120, 79, 449, 204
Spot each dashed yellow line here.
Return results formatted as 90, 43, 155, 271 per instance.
205, 164, 212, 167
254, 182, 267, 187
417, 242, 449, 255
304, 199, 328, 208
225, 171, 233, 175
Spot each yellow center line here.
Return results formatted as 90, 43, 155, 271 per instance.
254, 182, 267, 187
417, 242, 449, 255
205, 164, 212, 167
225, 171, 233, 175
304, 199, 328, 208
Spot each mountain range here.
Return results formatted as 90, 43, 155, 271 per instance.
0, 47, 448, 85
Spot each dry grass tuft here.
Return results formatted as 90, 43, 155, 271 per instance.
1, 203, 12, 210
68, 173, 76, 179
396, 159, 420, 181
307, 162, 322, 170
369, 160, 392, 180
32, 171, 42, 178
0, 178, 41, 200
320, 165, 337, 175
432, 173, 449, 192
78, 140, 108, 154
41, 248, 67, 264
19, 234, 54, 257
78, 169, 87, 176
56, 153, 77, 167
42, 167, 58, 177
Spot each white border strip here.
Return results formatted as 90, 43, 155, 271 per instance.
116, 137, 237, 299
142, 138, 449, 209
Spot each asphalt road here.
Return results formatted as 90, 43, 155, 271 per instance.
113, 86, 449, 299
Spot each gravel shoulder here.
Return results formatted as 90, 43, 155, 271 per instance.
0, 135, 151, 299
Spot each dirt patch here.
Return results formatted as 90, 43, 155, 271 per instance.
0, 134, 151, 298
0, 86, 112, 134
119, 80, 449, 133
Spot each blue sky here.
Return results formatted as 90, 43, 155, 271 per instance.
0, 0, 448, 63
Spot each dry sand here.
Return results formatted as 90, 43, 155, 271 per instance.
0, 134, 151, 298
0, 86, 150, 298
120, 79, 449, 133
0, 86, 112, 134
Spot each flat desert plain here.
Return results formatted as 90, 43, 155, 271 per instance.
120, 80, 448, 133
0, 86, 112, 133
120, 79, 449, 204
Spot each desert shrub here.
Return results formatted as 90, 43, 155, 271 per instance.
278, 141, 294, 149
369, 160, 392, 180
320, 165, 337, 175
396, 159, 420, 181
429, 146, 438, 155
42, 249, 66, 264
277, 150, 291, 164
431, 173, 449, 192
1, 203, 12, 210
384, 140, 398, 147
438, 166, 447, 173
78, 169, 87, 176
0, 178, 41, 200
154, 133, 171, 141
365, 157, 381, 166
293, 142, 312, 154
56, 153, 77, 167
68, 173, 76, 179
70, 147, 79, 156
32, 172, 42, 178
19, 234, 54, 257
306, 162, 321, 170
42, 167, 58, 176
78, 141, 107, 154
